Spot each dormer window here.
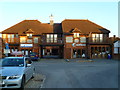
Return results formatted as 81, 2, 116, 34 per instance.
74, 33, 79, 38
26, 29, 34, 38
72, 28, 81, 38
27, 33, 32, 38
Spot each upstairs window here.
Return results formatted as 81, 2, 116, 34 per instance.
34, 37, 38, 43
92, 34, 103, 42
27, 39, 32, 43
27, 33, 32, 38
80, 37, 86, 43
66, 36, 73, 43
73, 33, 79, 38
20, 37, 26, 43
46, 34, 58, 43
8, 34, 14, 42
2, 34, 6, 38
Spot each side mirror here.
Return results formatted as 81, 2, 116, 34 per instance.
27, 64, 31, 67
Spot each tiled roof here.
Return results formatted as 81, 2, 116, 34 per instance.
62, 19, 110, 34
2, 20, 53, 35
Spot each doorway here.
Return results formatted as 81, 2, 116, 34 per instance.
73, 49, 86, 58
41, 46, 63, 58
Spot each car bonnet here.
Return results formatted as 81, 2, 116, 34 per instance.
0, 67, 24, 76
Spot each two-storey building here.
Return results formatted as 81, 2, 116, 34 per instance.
1, 17, 112, 59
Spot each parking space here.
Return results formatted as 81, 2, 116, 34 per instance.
33, 59, 119, 88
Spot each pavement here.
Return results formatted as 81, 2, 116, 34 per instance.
33, 58, 119, 88
24, 73, 45, 89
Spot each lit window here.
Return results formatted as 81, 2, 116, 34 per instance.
92, 34, 103, 42
46, 34, 57, 43
20, 37, 26, 43
74, 39, 79, 43
27, 33, 32, 38
66, 36, 73, 43
74, 33, 79, 38
54, 34, 57, 43
2, 34, 6, 38
7, 34, 14, 42
100, 34, 103, 42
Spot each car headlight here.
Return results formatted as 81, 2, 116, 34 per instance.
8, 75, 21, 79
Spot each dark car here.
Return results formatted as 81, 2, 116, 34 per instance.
29, 52, 39, 61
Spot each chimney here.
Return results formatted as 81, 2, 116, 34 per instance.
49, 14, 54, 25
113, 35, 116, 41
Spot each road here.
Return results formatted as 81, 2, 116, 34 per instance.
33, 59, 119, 88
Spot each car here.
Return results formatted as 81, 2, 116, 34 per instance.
0, 57, 35, 89
29, 52, 39, 61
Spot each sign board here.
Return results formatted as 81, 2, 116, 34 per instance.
20, 44, 33, 47
5, 43, 9, 49
72, 43, 86, 47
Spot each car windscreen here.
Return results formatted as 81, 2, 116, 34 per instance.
1, 58, 24, 67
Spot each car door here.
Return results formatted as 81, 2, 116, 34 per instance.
24, 58, 33, 82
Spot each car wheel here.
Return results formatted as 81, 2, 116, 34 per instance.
20, 76, 25, 89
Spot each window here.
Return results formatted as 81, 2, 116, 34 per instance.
74, 33, 79, 38
80, 37, 86, 43
27, 33, 32, 38
92, 34, 103, 42
2, 34, 6, 38
66, 36, 73, 43
20, 37, 26, 43
8, 34, 14, 42
114, 47, 118, 54
46, 34, 58, 43
74, 39, 79, 43
34, 37, 38, 43
27, 39, 32, 43
16, 34, 19, 38
100, 34, 103, 42
54, 34, 57, 43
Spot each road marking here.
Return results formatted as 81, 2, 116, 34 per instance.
40, 75, 46, 88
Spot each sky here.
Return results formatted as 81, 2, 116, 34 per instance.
0, 0, 119, 37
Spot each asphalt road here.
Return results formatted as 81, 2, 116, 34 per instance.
33, 59, 119, 88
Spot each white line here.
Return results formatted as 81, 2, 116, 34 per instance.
40, 75, 46, 88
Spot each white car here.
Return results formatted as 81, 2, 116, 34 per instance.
0, 57, 35, 88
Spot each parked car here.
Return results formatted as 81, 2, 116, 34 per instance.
29, 52, 39, 61
0, 57, 35, 89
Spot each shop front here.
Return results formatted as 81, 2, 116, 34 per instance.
64, 43, 87, 59
41, 45, 64, 58
89, 45, 112, 59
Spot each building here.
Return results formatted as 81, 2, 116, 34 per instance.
113, 37, 120, 60
0, 37, 5, 58
1, 17, 113, 59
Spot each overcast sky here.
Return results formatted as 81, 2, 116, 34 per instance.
0, 0, 119, 37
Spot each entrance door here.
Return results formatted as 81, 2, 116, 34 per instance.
73, 49, 85, 58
